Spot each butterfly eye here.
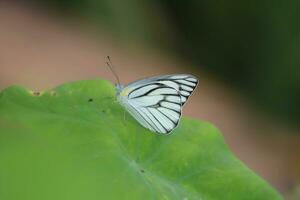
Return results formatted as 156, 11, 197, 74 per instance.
115, 84, 121, 89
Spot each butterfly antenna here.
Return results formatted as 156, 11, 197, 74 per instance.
106, 56, 121, 85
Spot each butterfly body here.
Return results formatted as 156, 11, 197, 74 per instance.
116, 74, 198, 134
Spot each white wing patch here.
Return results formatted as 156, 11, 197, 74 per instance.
127, 86, 181, 134
117, 74, 198, 134
128, 84, 159, 98
155, 75, 198, 105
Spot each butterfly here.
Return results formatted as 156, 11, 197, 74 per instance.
106, 57, 198, 134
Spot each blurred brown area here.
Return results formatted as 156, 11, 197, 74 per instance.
0, 2, 299, 198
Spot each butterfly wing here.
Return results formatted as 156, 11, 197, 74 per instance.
118, 84, 182, 134
117, 74, 198, 134
125, 74, 198, 105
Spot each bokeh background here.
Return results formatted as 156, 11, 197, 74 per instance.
0, 1, 299, 198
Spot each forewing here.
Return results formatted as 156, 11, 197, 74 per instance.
126, 74, 198, 105
125, 85, 182, 134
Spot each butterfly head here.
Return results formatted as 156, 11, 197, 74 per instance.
115, 84, 133, 97
115, 84, 124, 96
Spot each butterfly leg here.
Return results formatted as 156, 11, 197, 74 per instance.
123, 110, 127, 122
135, 127, 141, 163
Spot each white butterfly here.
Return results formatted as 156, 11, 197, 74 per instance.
106, 57, 198, 134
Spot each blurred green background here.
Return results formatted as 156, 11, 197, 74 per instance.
37, 0, 300, 125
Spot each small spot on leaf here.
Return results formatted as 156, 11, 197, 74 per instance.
88, 98, 93, 102
33, 91, 40, 96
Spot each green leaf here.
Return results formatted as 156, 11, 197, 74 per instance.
0, 79, 282, 200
